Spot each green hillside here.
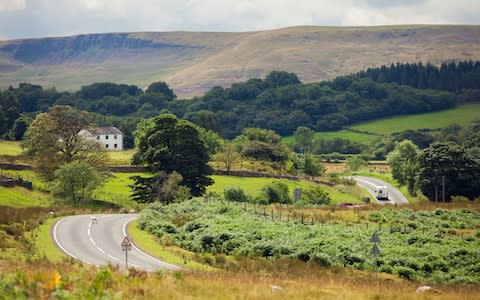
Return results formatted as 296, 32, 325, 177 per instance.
349, 103, 480, 135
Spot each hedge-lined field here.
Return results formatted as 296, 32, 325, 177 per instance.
139, 199, 480, 284
349, 103, 480, 135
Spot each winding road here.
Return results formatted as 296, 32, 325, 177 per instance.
52, 214, 181, 271
352, 175, 408, 205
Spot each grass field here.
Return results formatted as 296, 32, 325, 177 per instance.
208, 175, 367, 204
93, 172, 151, 209
0, 186, 51, 207
282, 130, 377, 145
0, 140, 23, 156
349, 103, 480, 135
107, 150, 135, 165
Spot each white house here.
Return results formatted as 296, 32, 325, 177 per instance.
79, 127, 123, 151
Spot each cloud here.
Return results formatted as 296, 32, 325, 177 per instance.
0, 0, 478, 40
0, 0, 25, 12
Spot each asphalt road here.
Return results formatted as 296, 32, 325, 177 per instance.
352, 175, 409, 205
52, 214, 181, 271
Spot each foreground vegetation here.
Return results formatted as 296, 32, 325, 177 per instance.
138, 199, 480, 284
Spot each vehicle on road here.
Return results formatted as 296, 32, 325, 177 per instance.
374, 185, 388, 200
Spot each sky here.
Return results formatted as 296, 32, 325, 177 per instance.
0, 0, 478, 40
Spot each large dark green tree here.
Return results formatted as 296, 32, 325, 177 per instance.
417, 142, 480, 201
132, 114, 213, 196
0, 90, 20, 137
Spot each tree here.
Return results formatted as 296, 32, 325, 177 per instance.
294, 126, 314, 152
130, 171, 190, 204
0, 90, 20, 137
214, 140, 240, 173
145, 81, 176, 100
132, 114, 213, 196
345, 156, 367, 173
22, 105, 107, 179
197, 126, 223, 156
237, 128, 290, 163
51, 161, 102, 206
387, 140, 420, 195
10, 116, 32, 140
417, 142, 480, 201
302, 186, 331, 205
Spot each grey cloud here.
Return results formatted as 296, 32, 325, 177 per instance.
0, 0, 478, 40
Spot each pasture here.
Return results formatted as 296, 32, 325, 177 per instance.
207, 175, 367, 204
349, 103, 480, 135
282, 129, 377, 144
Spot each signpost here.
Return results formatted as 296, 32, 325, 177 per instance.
121, 236, 132, 269
370, 231, 381, 279
293, 188, 301, 201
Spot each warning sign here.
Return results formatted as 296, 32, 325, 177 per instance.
121, 236, 132, 251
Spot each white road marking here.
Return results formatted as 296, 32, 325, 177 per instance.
53, 216, 94, 265
88, 217, 119, 261
122, 216, 182, 270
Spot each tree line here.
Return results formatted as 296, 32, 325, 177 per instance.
355, 60, 480, 94
2, 63, 471, 143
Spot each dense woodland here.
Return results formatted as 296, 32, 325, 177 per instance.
355, 60, 480, 94
0, 61, 479, 147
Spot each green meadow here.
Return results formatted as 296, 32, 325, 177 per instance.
349, 103, 480, 135
282, 130, 377, 144
0, 140, 23, 156
207, 175, 366, 204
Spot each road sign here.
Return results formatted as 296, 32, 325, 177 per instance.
121, 236, 132, 251
371, 243, 381, 255
370, 231, 380, 243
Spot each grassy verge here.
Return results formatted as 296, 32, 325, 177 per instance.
127, 220, 213, 271
34, 217, 66, 262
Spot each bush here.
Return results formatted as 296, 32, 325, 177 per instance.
259, 181, 292, 204
313, 253, 331, 267
301, 186, 331, 205
395, 266, 415, 280
224, 186, 250, 202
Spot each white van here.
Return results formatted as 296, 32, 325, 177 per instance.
374, 186, 388, 200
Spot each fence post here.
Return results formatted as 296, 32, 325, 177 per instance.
271, 210, 274, 221
301, 214, 304, 224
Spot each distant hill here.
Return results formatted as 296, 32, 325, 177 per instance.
1, 25, 480, 98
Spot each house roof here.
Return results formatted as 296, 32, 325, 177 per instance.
83, 127, 122, 135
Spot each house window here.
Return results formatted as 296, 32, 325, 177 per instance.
105, 144, 109, 148
105, 135, 109, 140
114, 144, 118, 148
96, 135, 100, 140
114, 135, 117, 139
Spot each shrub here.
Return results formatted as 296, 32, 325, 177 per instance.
395, 266, 415, 280
224, 186, 249, 202
313, 253, 331, 267
301, 186, 331, 205
379, 265, 393, 274
259, 181, 292, 204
